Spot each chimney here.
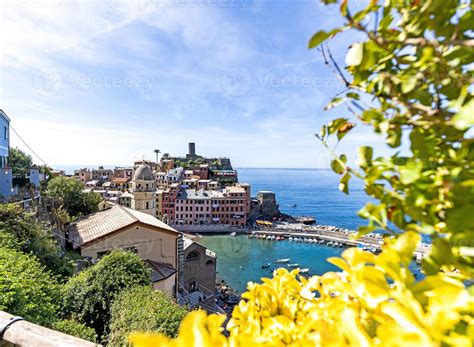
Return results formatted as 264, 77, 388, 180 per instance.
188, 142, 196, 157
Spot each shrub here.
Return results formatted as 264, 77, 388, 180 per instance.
0, 247, 60, 327
52, 319, 98, 343
0, 203, 74, 277
109, 286, 188, 345
61, 250, 151, 339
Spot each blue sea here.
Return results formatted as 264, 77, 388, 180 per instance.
238, 168, 368, 230
199, 168, 379, 293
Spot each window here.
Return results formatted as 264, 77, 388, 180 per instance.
146, 202, 149, 209
4, 126, 7, 139
186, 251, 200, 261
206, 259, 214, 266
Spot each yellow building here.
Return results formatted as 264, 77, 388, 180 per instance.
131, 164, 156, 216
68, 204, 180, 296
156, 189, 164, 220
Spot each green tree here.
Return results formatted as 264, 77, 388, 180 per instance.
61, 250, 151, 340
52, 319, 98, 343
46, 176, 102, 217
0, 247, 60, 327
309, 0, 473, 277
9, 147, 33, 176
109, 286, 188, 345
0, 203, 74, 277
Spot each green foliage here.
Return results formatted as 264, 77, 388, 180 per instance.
0, 247, 60, 327
61, 250, 151, 339
109, 286, 188, 345
311, 0, 474, 278
46, 176, 102, 217
9, 147, 32, 175
0, 203, 74, 277
52, 319, 98, 343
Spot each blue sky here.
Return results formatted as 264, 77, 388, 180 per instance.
1, 0, 389, 168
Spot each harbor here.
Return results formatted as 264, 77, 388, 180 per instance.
199, 233, 427, 294
249, 222, 431, 263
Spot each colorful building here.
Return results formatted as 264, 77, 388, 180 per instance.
210, 186, 247, 226
74, 168, 92, 183
92, 167, 113, 183
175, 189, 212, 226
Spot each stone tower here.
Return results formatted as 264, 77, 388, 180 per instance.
131, 164, 156, 216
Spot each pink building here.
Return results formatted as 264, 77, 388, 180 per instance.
74, 168, 92, 183
175, 189, 212, 226
161, 183, 179, 224
173, 185, 249, 227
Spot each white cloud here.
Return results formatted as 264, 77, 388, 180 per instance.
1, 0, 383, 169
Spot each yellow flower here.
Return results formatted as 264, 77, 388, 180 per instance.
130, 234, 473, 347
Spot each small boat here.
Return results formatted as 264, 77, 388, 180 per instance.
275, 258, 290, 263
327, 241, 333, 246
288, 263, 300, 267
230, 232, 237, 237
300, 268, 310, 274
261, 263, 271, 269
289, 237, 293, 241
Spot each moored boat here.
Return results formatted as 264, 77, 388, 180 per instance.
275, 258, 290, 263
287, 263, 300, 267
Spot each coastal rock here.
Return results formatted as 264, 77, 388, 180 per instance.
248, 191, 290, 222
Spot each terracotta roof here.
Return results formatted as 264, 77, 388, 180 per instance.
112, 177, 131, 184
145, 259, 176, 282
68, 205, 179, 248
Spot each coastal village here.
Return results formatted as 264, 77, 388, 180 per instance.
1, 0, 469, 344
1, 109, 294, 315
1, 109, 430, 312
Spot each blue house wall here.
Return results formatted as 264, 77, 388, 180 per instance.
0, 110, 13, 197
